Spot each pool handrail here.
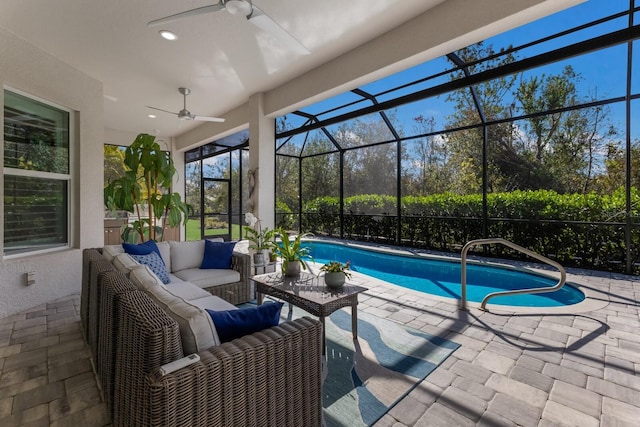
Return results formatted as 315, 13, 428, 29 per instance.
460, 238, 567, 311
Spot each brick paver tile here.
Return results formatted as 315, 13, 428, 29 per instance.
438, 386, 487, 421
587, 376, 640, 406
0, 396, 12, 418
49, 386, 102, 421
601, 396, 640, 424
543, 362, 588, 387
475, 350, 515, 375
387, 395, 427, 426
450, 360, 493, 384
509, 365, 554, 392
486, 374, 548, 408
542, 400, 598, 427
603, 367, 640, 391
407, 379, 442, 406
0, 363, 48, 388
476, 410, 515, 427
487, 392, 542, 427
49, 358, 92, 383
3, 348, 47, 371
560, 358, 603, 378
0, 376, 48, 400
0, 403, 48, 426
550, 380, 601, 418
13, 381, 65, 412
415, 402, 474, 427
452, 377, 495, 401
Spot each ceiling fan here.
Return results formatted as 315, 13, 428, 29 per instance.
148, 0, 309, 55
146, 87, 225, 123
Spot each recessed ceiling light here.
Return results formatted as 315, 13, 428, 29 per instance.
148, 114, 157, 119
159, 30, 177, 41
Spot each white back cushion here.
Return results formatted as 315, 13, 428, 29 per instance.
103, 245, 124, 262
169, 240, 205, 272
145, 284, 220, 351
129, 265, 166, 291
156, 241, 171, 272
112, 253, 139, 275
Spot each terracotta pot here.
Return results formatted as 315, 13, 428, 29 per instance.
324, 272, 345, 289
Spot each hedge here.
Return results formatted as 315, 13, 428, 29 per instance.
299, 188, 639, 274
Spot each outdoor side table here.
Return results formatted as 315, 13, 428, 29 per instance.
252, 272, 368, 354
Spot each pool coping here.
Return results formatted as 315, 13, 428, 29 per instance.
304, 238, 611, 315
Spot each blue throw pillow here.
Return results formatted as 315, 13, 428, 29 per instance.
131, 252, 171, 284
200, 240, 236, 269
206, 302, 284, 343
123, 240, 165, 265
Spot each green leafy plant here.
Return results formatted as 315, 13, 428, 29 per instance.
104, 133, 191, 243
275, 228, 314, 273
320, 260, 352, 279
244, 212, 276, 252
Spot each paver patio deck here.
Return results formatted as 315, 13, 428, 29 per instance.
0, 262, 638, 426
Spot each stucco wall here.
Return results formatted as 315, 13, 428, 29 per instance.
0, 27, 104, 318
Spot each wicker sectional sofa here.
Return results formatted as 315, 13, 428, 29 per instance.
81, 243, 323, 427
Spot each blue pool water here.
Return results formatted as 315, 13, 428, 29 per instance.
303, 241, 585, 307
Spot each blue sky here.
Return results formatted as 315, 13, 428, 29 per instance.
289, 0, 637, 141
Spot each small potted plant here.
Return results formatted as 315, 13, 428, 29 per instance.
245, 212, 276, 265
275, 228, 314, 276
320, 261, 351, 289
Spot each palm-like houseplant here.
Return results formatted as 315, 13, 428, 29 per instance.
275, 228, 314, 276
104, 133, 191, 243
244, 212, 276, 264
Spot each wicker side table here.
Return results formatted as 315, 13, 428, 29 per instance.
252, 272, 367, 353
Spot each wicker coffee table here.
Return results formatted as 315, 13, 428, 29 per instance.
252, 271, 368, 353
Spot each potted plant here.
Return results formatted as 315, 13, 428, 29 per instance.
320, 261, 351, 289
244, 212, 276, 265
275, 228, 314, 276
104, 133, 191, 243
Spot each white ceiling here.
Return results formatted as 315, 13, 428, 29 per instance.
0, 0, 449, 139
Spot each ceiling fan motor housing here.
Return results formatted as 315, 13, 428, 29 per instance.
178, 109, 193, 120
224, 0, 253, 17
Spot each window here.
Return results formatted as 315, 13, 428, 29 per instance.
3, 89, 71, 256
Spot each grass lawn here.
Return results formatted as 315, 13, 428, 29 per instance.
185, 220, 246, 241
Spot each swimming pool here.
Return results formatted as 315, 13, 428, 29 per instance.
303, 241, 585, 307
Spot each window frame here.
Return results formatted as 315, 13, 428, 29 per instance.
3, 86, 74, 259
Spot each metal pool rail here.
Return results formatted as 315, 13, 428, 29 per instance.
460, 238, 567, 311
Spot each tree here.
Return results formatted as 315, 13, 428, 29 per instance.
404, 115, 452, 195
444, 43, 615, 195
104, 133, 191, 242
104, 145, 127, 187
444, 43, 518, 194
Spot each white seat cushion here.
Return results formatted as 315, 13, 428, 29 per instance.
165, 282, 211, 301
189, 295, 238, 311
173, 268, 240, 289
168, 273, 186, 283
145, 284, 220, 350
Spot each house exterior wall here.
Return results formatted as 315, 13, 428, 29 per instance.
0, 27, 104, 318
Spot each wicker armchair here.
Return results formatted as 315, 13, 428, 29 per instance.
204, 249, 252, 304
81, 249, 323, 427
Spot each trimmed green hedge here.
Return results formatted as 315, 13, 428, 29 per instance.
300, 188, 639, 273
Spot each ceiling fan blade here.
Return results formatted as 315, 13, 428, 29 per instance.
249, 6, 309, 55
146, 106, 179, 116
193, 115, 226, 123
148, 3, 225, 27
